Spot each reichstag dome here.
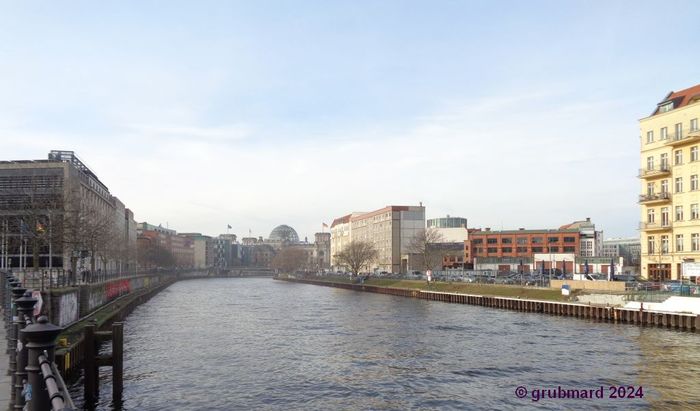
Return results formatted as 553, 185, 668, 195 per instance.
269, 224, 299, 243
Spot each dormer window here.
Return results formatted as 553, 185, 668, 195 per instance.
659, 102, 674, 113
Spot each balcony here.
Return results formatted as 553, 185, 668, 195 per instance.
667, 128, 700, 147
639, 221, 672, 231
638, 165, 671, 179
638, 192, 671, 204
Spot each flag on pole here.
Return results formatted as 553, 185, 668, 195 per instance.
322, 222, 328, 228
227, 224, 232, 229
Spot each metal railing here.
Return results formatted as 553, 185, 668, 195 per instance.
638, 192, 671, 203
7, 267, 181, 290
2, 270, 76, 410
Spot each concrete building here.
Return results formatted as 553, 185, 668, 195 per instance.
314, 232, 331, 270
0, 150, 136, 273
639, 84, 700, 280
180, 233, 213, 269
330, 212, 364, 270
602, 237, 642, 269
331, 204, 426, 273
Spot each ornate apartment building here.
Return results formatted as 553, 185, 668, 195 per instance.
639, 84, 700, 280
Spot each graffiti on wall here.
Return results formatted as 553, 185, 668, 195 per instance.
87, 288, 105, 312
106, 279, 131, 300
58, 292, 79, 327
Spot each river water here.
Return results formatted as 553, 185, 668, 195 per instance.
71, 278, 700, 410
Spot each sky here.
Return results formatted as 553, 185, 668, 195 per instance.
1, 1, 699, 241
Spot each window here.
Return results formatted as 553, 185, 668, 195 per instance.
661, 179, 669, 193
501, 237, 512, 244
647, 130, 654, 143
563, 246, 575, 252
660, 103, 674, 113
563, 237, 576, 243
502, 247, 512, 253
661, 236, 669, 254
516, 246, 528, 253
676, 234, 684, 252
531, 237, 543, 244
661, 207, 669, 226
647, 182, 655, 196
693, 234, 699, 252
549, 246, 559, 252
692, 204, 699, 220
547, 237, 559, 243
676, 123, 683, 140
661, 127, 668, 140
647, 156, 654, 170
675, 150, 683, 165
692, 147, 699, 162
487, 238, 498, 244
676, 177, 683, 193
487, 247, 498, 253
676, 205, 684, 221
532, 247, 543, 253
693, 175, 699, 191
472, 239, 483, 244
647, 208, 655, 223
648, 236, 655, 254
660, 153, 669, 169
692, 118, 698, 132
516, 237, 527, 245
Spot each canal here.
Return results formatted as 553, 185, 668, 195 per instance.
72, 278, 700, 410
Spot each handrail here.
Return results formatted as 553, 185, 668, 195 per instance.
38, 350, 76, 410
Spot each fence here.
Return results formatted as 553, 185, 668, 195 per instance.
2, 270, 76, 410
8, 267, 183, 290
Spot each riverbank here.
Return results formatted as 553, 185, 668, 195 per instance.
276, 276, 700, 332
313, 276, 579, 301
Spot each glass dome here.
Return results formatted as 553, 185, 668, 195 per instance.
269, 225, 299, 243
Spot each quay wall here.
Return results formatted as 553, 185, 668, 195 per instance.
278, 277, 700, 333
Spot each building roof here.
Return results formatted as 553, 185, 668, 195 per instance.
652, 84, 700, 116
330, 214, 352, 228
470, 228, 580, 236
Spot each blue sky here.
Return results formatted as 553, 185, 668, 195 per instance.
1, 1, 699, 240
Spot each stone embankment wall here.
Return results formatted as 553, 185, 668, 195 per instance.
278, 277, 700, 332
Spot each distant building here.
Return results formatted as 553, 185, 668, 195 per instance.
314, 232, 331, 270
330, 204, 426, 273
180, 233, 213, 269
639, 83, 700, 280
137, 222, 194, 268
466, 219, 604, 272
602, 237, 641, 267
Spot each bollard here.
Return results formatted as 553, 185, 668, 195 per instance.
84, 324, 98, 405
8, 285, 26, 356
20, 316, 63, 411
112, 322, 124, 405
8, 285, 27, 408
14, 292, 37, 410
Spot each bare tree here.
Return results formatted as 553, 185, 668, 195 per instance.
138, 241, 176, 269
271, 247, 307, 274
334, 240, 378, 277
406, 228, 446, 273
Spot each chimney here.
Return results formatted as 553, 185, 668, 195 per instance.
586, 217, 591, 222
